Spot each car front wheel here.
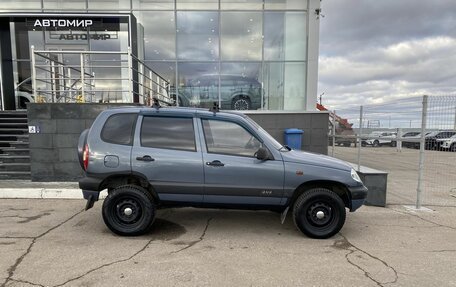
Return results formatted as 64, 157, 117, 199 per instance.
102, 185, 156, 236
293, 188, 346, 239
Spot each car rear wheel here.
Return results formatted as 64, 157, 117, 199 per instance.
102, 185, 156, 236
293, 188, 346, 239
232, 96, 251, 110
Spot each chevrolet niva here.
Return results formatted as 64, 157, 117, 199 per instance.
78, 105, 367, 239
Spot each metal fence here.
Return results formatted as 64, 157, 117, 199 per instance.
31, 46, 173, 106
328, 95, 456, 208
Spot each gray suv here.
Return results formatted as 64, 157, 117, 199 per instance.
78, 106, 367, 239
173, 75, 262, 110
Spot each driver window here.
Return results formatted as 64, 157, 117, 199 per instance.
202, 119, 261, 157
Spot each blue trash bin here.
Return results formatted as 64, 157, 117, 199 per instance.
284, 128, 303, 150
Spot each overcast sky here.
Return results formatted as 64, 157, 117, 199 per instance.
317, 0, 456, 111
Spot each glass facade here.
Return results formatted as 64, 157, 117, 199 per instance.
0, 0, 312, 111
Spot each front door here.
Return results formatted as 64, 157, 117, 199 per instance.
199, 117, 285, 206
131, 115, 204, 203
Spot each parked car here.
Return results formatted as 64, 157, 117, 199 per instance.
400, 132, 420, 148
78, 106, 367, 239
171, 75, 262, 110
439, 134, 456, 152
425, 131, 456, 150
362, 131, 397, 147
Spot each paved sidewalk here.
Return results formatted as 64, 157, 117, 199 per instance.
1, 199, 455, 287
0, 181, 81, 199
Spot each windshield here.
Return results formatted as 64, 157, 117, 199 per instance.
244, 115, 284, 150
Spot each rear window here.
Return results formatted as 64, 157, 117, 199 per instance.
101, 113, 137, 145
141, 116, 196, 151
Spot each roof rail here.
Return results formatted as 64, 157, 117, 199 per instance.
151, 98, 161, 110
209, 102, 220, 113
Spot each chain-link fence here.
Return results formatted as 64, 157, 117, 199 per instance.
328, 95, 456, 208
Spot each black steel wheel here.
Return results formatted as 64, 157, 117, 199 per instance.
102, 185, 156, 236
232, 96, 251, 110
293, 188, 346, 239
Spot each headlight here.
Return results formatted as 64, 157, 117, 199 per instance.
351, 168, 363, 183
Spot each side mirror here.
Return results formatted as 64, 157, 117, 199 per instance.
255, 147, 270, 161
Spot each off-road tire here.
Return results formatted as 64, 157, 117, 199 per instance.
102, 185, 156, 236
293, 188, 346, 239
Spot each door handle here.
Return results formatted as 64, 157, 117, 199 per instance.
206, 160, 224, 167
136, 155, 155, 162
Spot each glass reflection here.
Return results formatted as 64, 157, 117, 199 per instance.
0, 1, 41, 11
221, 12, 262, 61
221, 62, 262, 110
264, 0, 307, 10
263, 62, 306, 110
146, 61, 176, 86
88, 0, 131, 10
137, 12, 175, 60
176, 62, 219, 108
177, 12, 219, 61
146, 61, 176, 105
43, 0, 86, 10
264, 12, 306, 61
132, 0, 174, 10
283, 62, 306, 110
262, 62, 284, 110
221, 0, 263, 10
177, 0, 218, 10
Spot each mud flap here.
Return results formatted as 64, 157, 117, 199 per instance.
85, 194, 95, 210
280, 206, 290, 224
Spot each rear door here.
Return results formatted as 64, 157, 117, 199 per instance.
131, 115, 204, 203
198, 117, 285, 206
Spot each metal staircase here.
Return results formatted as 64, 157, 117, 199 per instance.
0, 111, 30, 179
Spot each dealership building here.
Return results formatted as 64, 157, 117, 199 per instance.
0, 0, 320, 111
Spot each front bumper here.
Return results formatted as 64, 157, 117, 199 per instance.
348, 185, 368, 212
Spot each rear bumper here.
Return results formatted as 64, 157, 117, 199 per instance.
79, 175, 103, 192
348, 185, 368, 212
82, 189, 100, 201
80, 176, 104, 210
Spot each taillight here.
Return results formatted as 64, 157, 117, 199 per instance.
83, 144, 89, 171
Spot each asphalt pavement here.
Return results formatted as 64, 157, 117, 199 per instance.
1, 199, 455, 287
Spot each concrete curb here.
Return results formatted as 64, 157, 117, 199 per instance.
0, 188, 107, 199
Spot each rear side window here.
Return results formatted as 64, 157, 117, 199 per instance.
101, 113, 137, 145
141, 116, 196, 151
